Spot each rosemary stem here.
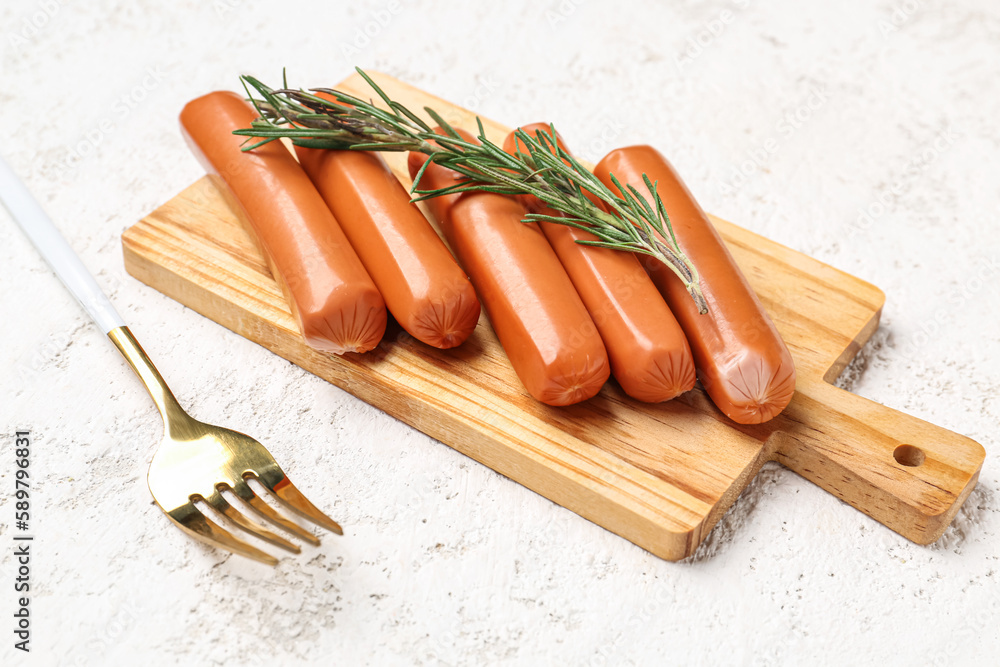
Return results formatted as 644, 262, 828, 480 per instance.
235, 70, 709, 314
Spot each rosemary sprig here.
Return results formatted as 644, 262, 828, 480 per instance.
233, 69, 708, 313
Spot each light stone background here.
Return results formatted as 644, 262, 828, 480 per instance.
1, 0, 999, 665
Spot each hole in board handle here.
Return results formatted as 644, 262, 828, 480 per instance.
893, 444, 925, 467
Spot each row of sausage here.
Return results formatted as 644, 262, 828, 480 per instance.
179, 91, 795, 424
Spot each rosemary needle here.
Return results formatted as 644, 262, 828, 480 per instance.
233, 68, 708, 314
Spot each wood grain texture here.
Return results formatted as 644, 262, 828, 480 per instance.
121, 72, 985, 560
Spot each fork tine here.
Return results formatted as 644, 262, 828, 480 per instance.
168, 501, 278, 566
254, 470, 344, 535
203, 490, 301, 554
231, 479, 321, 546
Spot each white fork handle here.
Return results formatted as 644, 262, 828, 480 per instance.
0, 155, 125, 333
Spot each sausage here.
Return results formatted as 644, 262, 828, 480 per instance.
594, 146, 796, 423
179, 91, 386, 354
502, 124, 695, 402
408, 129, 610, 406
295, 143, 481, 349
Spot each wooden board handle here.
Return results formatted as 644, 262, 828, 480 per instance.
772, 382, 985, 543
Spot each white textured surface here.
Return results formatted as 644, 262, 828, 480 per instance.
1, 1, 999, 664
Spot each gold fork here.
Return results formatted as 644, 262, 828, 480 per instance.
1, 156, 341, 565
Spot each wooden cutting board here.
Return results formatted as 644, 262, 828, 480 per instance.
121, 71, 985, 560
